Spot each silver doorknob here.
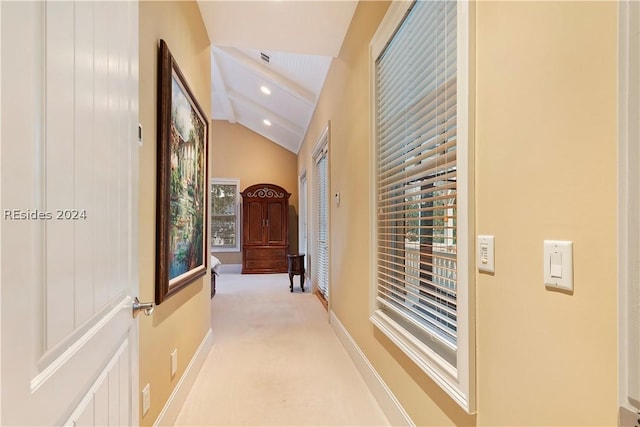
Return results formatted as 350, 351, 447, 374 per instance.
132, 297, 155, 317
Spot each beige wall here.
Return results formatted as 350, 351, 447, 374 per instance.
211, 120, 299, 265
475, 2, 617, 424
298, 1, 618, 425
138, 2, 212, 425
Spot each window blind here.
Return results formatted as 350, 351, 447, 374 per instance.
375, 0, 458, 351
317, 151, 329, 301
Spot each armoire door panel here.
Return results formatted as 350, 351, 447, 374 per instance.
246, 201, 265, 245
266, 201, 285, 244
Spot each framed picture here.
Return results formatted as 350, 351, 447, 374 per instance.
156, 39, 208, 304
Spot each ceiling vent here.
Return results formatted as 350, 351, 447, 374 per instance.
260, 52, 270, 64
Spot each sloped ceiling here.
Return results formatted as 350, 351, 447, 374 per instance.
197, 1, 358, 154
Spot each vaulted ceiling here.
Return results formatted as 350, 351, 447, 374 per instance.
196, 1, 358, 154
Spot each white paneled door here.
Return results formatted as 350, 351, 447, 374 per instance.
1, 1, 140, 425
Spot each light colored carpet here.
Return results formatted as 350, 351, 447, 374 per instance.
174, 273, 390, 426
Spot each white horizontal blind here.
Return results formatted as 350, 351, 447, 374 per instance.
376, 1, 458, 352
316, 151, 329, 301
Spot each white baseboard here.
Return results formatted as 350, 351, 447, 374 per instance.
330, 311, 414, 427
219, 264, 241, 274
153, 329, 213, 427
619, 406, 638, 427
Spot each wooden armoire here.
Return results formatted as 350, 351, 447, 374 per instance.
241, 183, 290, 273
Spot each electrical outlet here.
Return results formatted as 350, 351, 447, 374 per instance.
142, 384, 150, 415
171, 349, 178, 378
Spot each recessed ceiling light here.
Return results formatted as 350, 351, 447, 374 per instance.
260, 86, 271, 95
263, 119, 272, 126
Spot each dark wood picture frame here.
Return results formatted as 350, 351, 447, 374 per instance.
156, 39, 209, 304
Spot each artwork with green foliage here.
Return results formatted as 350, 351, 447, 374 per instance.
156, 39, 208, 303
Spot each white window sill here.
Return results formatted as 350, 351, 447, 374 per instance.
370, 309, 471, 413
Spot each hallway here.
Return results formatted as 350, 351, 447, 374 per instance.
174, 273, 390, 426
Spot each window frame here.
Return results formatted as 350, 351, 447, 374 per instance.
312, 124, 330, 305
210, 177, 240, 253
368, 0, 476, 413
299, 170, 309, 274
618, 1, 640, 421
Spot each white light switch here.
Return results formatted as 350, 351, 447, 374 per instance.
550, 251, 562, 278
477, 235, 495, 274
544, 240, 573, 291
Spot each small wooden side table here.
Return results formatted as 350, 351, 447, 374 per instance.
287, 254, 305, 292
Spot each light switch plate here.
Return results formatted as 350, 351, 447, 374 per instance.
142, 384, 151, 415
544, 240, 573, 291
477, 235, 495, 274
170, 349, 178, 378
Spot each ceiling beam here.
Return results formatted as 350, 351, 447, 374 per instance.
227, 91, 305, 137
210, 51, 236, 123
240, 120, 299, 154
212, 46, 316, 107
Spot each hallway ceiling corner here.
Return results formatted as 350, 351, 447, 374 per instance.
197, 1, 359, 154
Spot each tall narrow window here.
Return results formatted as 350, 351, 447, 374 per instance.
370, 1, 474, 412
210, 178, 240, 252
313, 126, 330, 304
317, 152, 329, 301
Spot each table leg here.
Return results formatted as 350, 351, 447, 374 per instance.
289, 273, 294, 292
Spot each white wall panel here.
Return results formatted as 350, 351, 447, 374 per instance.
45, 1, 77, 350
93, 375, 109, 426
108, 358, 120, 427
116, 1, 129, 301
63, 340, 131, 426
74, 398, 94, 427
106, 0, 119, 303
118, 341, 130, 426
93, 0, 110, 313
74, 0, 96, 328
44, 0, 134, 346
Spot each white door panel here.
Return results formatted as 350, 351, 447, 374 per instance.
1, 1, 139, 425
65, 340, 131, 427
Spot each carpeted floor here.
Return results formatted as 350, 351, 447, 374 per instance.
174, 272, 390, 426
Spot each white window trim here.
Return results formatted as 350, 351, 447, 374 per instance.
368, 1, 476, 413
299, 169, 308, 275
210, 177, 240, 253
618, 2, 640, 423
312, 125, 329, 160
